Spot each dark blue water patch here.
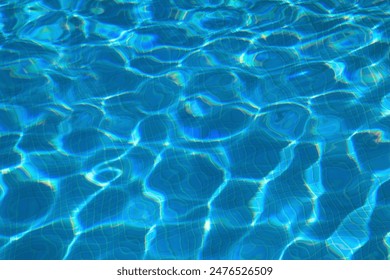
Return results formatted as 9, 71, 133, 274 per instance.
150, 0, 181, 22
233, 224, 291, 259
234, 71, 262, 96
77, 1, 137, 28
320, 155, 361, 193
352, 131, 390, 172
0, 134, 20, 153
41, 0, 61, 9
0, 220, 74, 260
0, 3, 19, 34
376, 17, 390, 41
288, 143, 320, 170
138, 114, 173, 143
49, 73, 74, 99
62, 128, 114, 155
320, 154, 372, 201
376, 180, 390, 206
352, 237, 389, 260
131, 57, 177, 75
227, 131, 289, 179
29, 152, 81, 178
66, 225, 147, 259
0, 171, 55, 223
201, 226, 246, 259
0, 150, 21, 170
368, 205, 390, 237
0, 69, 48, 97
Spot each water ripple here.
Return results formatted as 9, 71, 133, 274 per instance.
0, 0, 389, 260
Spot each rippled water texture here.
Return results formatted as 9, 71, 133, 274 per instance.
0, 0, 389, 260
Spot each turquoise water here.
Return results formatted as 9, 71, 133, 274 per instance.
0, 0, 389, 260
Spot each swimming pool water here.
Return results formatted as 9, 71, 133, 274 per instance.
0, 0, 389, 260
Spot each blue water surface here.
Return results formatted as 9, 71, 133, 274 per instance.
0, 0, 389, 260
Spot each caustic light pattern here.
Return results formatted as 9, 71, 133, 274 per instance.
0, 0, 389, 260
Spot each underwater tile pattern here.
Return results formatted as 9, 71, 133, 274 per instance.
0, 0, 389, 260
